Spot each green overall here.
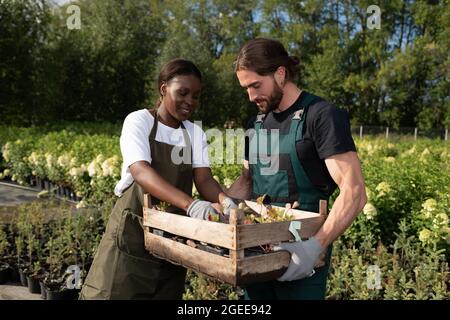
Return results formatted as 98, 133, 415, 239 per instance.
80, 109, 192, 299
246, 93, 332, 300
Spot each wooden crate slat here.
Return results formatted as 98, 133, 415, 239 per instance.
236, 216, 326, 248
237, 251, 290, 285
142, 194, 328, 286
236, 221, 292, 248
143, 208, 236, 249
144, 230, 237, 285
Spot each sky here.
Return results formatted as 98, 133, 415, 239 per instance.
52, 0, 72, 5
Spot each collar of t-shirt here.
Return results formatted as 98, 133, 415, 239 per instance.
271, 90, 307, 123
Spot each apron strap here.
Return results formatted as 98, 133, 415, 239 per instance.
149, 108, 159, 141
179, 121, 193, 164
148, 108, 193, 163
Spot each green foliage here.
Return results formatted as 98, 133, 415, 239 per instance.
183, 270, 240, 300
1, 123, 448, 299
1, 1, 448, 128
327, 221, 449, 300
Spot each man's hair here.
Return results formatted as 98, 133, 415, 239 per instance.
234, 38, 299, 81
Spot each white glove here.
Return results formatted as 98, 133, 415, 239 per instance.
221, 196, 238, 216
274, 237, 323, 282
187, 199, 219, 220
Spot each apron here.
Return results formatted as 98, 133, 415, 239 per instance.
80, 109, 193, 299
246, 92, 332, 300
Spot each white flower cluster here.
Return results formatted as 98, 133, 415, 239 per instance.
86, 154, 121, 178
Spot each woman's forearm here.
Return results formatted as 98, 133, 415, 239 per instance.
193, 167, 225, 203
130, 161, 194, 211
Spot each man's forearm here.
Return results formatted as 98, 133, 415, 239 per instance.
314, 184, 367, 248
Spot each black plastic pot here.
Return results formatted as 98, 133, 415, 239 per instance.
46, 288, 80, 300
9, 265, 20, 282
39, 281, 47, 299
29, 177, 37, 187
19, 269, 28, 287
64, 187, 71, 198
36, 177, 45, 190
0, 266, 10, 284
66, 288, 81, 300
9, 264, 20, 283
26, 275, 41, 294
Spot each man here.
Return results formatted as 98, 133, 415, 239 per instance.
227, 38, 367, 300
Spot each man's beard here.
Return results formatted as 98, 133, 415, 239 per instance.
256, 80, 283, 114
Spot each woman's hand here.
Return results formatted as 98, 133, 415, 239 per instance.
129, 161, 194, 211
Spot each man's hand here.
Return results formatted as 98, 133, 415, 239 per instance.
274, 237, 323, 282
187, 199, 220, 221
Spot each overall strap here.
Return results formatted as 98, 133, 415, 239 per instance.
292, 93, 318, 141
254, 113, 266, 131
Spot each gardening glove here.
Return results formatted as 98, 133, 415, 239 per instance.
274, 236, 323, 282
187, 199, 220, 221
221, 196, 238, 218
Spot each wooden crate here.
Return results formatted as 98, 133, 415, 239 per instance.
142, 195, 328, 287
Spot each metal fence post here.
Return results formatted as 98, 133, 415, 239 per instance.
360, 125, 363, 138
385, 127, 389, 139
414, 128, 418, 141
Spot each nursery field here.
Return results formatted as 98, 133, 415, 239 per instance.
0, 124, 448, 299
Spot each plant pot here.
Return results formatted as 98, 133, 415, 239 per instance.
64, 187, 71, 198
56, 186, 64, 197
0, 264, 10, 284
8, 264, 20, 283
45, 289, 65, 300
29, 177, 37, 187
27, 275, 41, 294
39, 178, 46, 190
46, 288, 80, 300
19, 269, 28, 287
65, 288, 81, 300
39, 281, 47, 299
49, 182, 57, 194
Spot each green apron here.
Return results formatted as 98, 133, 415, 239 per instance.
80, 109, 192, 299
246, 92, 332, 300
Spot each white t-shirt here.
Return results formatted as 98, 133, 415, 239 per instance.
114, 109, 210, 197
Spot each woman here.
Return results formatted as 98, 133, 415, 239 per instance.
80, 59, 236, 300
